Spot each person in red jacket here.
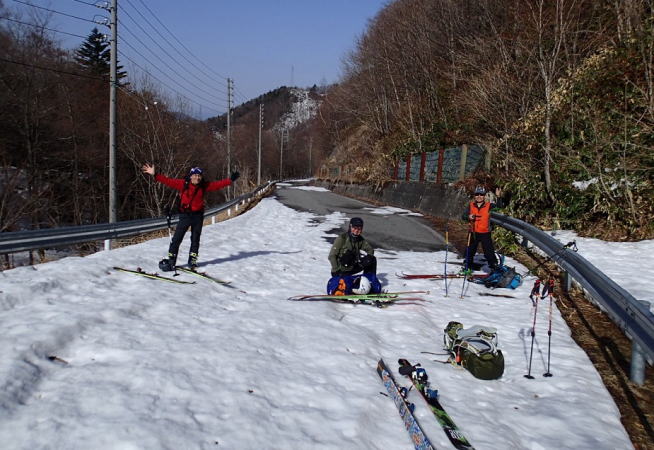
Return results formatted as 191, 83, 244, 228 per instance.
461, 186, 503, 271
142, 163, 239, 271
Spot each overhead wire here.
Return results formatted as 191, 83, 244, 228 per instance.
135, 0, 229, 82
117, 49, 223, 116
10, 0, 237, 117
0, 16, 87, 39
0, 56, 107, 81
119, 25, 226, 110
69, 0, 101, 6
12, 0, 100, 24
121, 0, 228, 95
117, 85, 174, 152
117, 6, 227, 104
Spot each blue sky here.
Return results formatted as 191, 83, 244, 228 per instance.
7, 0, 389, 117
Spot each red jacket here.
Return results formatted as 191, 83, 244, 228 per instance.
155, 173, 232, 213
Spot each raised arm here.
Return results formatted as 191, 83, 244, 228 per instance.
142, 163, 155, 176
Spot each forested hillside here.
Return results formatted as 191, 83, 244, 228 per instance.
314, 0, 653, 239
2, 0, 652, 240
0, 3, 321, 233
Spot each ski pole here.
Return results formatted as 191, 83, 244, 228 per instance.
444, 221, 449, 297
543, 279, 555, 377
525, 279, 541, 379
459, 230, 472, 299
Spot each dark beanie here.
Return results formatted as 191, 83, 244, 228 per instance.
350, 217, 364, 227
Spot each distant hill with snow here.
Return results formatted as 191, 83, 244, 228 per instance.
207, 86, 322, 133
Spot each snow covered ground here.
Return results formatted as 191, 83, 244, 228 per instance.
0, 189, 637, 449
547, 230, 654, 309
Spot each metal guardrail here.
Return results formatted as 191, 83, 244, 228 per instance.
0, 182, 275, 254
492, 212, 654, 384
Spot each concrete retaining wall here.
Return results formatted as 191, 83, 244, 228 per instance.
314, 180, 469, 219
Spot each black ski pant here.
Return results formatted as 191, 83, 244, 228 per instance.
465, 231, 498, 269
168, 211, 204, 261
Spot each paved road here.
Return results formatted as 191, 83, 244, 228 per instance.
274, 180, 446, 252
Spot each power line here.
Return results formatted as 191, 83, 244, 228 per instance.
233, 83, 251, 105
117, 8, 227, 103
12, 0, 101, 24
117, 49, 223, 116
69, 0, 102, 6
119, 24, 227, 108
122, 0, 228, 93
0, 56, 106, 81
0, 16, 87, 39
135, 0, 228, 82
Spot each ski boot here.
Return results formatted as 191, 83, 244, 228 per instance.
158, 253, 177, 272
458, 267, 473, 276
188, 252, 199, 270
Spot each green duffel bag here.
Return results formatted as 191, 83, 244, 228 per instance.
444, 321, 505, 380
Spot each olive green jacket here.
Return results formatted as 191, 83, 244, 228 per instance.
328, 232, 374, 273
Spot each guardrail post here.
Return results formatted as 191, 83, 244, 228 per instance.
630, 342, 646, 385
563, 271, 572, 292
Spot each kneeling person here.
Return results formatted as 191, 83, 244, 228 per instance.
327, 217, 380, 295
328, 217, 376, 276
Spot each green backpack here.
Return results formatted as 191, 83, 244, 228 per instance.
444, 321, 505, 380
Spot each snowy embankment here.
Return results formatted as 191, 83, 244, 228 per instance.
0, 195, 633, 449
547, 230, 654, 311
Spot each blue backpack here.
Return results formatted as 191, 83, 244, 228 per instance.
326, 273, 382, 295
474, 265, 522, 290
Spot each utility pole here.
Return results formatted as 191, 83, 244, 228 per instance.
279, 129, 285, 180
308, 136, 313, 178
106, 0, 118, 250
258, 103, 263, 185
226, 78, 232, 198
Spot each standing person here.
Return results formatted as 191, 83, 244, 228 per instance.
328, 217, 377, 276
142, 163, 240, 271
462, 186, 503, 271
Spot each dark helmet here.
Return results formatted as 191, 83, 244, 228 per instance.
189, 167, 203, 175
350, 217, 364, 228
474, 186, 486, 196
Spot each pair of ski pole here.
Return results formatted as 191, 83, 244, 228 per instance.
525, 278, 554, 379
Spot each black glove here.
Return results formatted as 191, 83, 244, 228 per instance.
230, 171, 240, 182
339, 250, 356, 267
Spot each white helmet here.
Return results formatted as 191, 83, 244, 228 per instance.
352, 276, 371, 295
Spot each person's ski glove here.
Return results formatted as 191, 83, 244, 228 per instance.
230, 171, 240, 182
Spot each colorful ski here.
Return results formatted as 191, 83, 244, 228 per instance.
397, 272, 487, 280
288, 291, 428, 306
289, 290, 428, 300
174, 266, 231, 285
377, 359, 435, 450
479, 292, 516, 299
113, 267, 196, 284
398, 359, 474, 450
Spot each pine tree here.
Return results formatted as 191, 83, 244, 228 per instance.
75, 27, 126, 80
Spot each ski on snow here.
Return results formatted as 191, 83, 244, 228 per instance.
113, 267, 196, 284
377, 359, 435, 450
174, 266, 231, 285
288, 291, 429, 307
397, 272, 488, 280
398, 359, 474, 450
